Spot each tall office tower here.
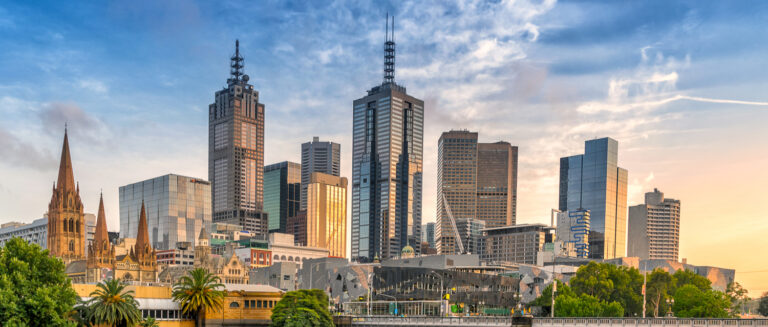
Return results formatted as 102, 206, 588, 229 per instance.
264, 161, 301, 233
119, 174, 212, 250
436, 131, 518, 254
436, 131, 478, 254
47, 128, 86, 263
422, 222, 435, 249
477, 142, 518, 227
556, 209, 590, 258
455, 218, 486, 256
351, 16, 424, 262
209, 40, 268, 237
301, 137, 341, 211
306, 172, 348, 258
628, 189, 681, 261
559, 137, 628, 259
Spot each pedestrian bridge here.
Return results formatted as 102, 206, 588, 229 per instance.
337, 316, 768, 327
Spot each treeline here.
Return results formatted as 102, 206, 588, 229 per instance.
531, 261, 750, 318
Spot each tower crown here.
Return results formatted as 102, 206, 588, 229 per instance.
228, 39, 245, 85
383, 14, 396, 85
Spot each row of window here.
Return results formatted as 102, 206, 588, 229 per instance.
231, 299, 278, 309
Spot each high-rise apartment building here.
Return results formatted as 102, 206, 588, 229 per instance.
559, 137, 628, 259
119, 174, 212, 251
301, 137, 340, 211
436, 131, 518, 254
351, 16, 424, 262
263, 161, 301, 233
209, 40, 268, 237
628, 188, 681, 261
306, 172, 347, 258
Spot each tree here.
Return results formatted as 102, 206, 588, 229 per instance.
0, 237, 78, 326
86, 279, 142, 327
673, 284, 730, 318
568, 262, 643, 316
554, 294, 624, 317
672, 270, 711, 293
140, 317, 159, 327
725, 281, 750, 317
645, 269, 674, 317
172, 268, 227, 327
271, 289, 333, 327
758, 293, 768, 317
530, 280, 574, 316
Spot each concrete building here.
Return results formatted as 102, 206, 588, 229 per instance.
555, 209, 590, 258
268, 233, 328, 268
263, 161, 301, 233
249, 262, 298, 291
306, 172, 347, 258
0, 218, 48, 249
436, 131, 518, 254
301, 136, 341, 211
559, 137, 628, 259
628, 188, 681, 261
455, 218, 486, 256
351, 19, 424, 262
119, 174, 212, 251
209, 40, 268, 237
483, 224, 555, 265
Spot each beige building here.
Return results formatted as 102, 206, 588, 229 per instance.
628, 189, 681, 261
483, 224, 553, 265
158, 227, 249, 285
268, 233, 328, 268
306, 172, 347, 258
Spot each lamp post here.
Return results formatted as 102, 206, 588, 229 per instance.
550, 208, 561, 318
428, 271, 445, 316
376, 294, 398, 316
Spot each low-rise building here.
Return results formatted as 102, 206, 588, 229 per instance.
483, 224, 554, 265
249, 262, 298, 291
0, 218, 48, 249
268, 233, 328, 268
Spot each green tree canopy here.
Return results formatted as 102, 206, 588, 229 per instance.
0, 237, 78, 326
645, 269, 674, 317
529, 279, 574, 314
672, 284, 730, 318
758, 293, 768, 317
172, 268, 227, 327
672, 270, 711, 293
554, 294, 624, 317
86, 279, 142, 327
271, 289, 333, 327
567, 262, 643, 316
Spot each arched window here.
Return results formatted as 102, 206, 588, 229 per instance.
288, 256, 293, 261
69, 219, 74, 232
76, 220, 80, 233
229, 302, 239, 308
69, 240, 75, 251
280, 255, 286, 261
273, 254, 279, 261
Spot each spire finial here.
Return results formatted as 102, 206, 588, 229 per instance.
383, 13, 396, 85
230, 39, 244, 83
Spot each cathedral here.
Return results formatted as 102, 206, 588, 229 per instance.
50, 129, 157, 283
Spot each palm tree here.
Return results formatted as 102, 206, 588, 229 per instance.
87, 279, 142, 327
139, 317, 159, 327
172, 268, 227, 327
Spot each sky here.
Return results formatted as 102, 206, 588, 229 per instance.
1, 0, 767, 295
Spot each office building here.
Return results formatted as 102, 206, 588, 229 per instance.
555, 209, 590, 258
422, 222, 435, 249
559, 137, 628, 259
436, 131, 518, 254
455, 218, 486, 256
351, 17, 424, 261
119, 174, 212, 250
628, 188, 681, 261
286, 211, 307, 246
483, 224, 554, 265
48, 129, 86, 263
263, 161, 301, 233
0, 218, 48, 249
305, 172, 347, 258
301, 137, 340, 211
209, 40, 268, 237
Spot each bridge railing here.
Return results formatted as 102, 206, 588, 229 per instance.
533, 318, 768, 326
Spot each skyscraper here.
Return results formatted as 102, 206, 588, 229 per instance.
48, 128, 86, 263
628, 188, 681, 261
301, 137, 340, 211
436, 131, 518, 254
209, 40, 268, 237
306, 172, 347, 258
555, 209, 590, 258
351, 16, 424, 262
263, 161, 301, 233
559, 137, 628, 259
422, 222, 435, 249
119, 174, 212, 250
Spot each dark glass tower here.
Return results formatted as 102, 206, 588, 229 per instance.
208, 40, 268, 238
351, 15, 424, 262
263, 161, 301, 233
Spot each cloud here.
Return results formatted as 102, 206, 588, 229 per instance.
77, 79, 108, 93
38, 102, 110, 144
0, 127, 55, 171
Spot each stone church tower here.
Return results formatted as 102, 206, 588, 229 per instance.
133, 202, 157, 281
86, 193, 115, 282
48, 129, 85, 263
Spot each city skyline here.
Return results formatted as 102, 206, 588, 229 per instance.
0, 1, 767, 295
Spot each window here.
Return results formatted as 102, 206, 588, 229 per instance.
229, 301, 240, 308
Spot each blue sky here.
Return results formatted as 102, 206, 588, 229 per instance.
1, 1, 768, 294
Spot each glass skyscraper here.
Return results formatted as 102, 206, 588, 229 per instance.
300, 137, 340, 211
208, 40, 268, 237
351, 16, 424, 262
306, 172, 347, 258
119, 174, 212, 250
558, 137, 628, 259
263, 161, 301, 233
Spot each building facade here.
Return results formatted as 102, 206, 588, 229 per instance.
482, 224, 554, 265
455, 218, 486, 256
436, 131, 518, 254
555, 209, 590, 258
119, 174, 212, 251
48, 129, 86, 263
301, 137, 340, 211
351, 19, 424, 262
263, 161, 301, 233
422, 222, 435, 249
268, 233, 329, 268
208, 40, 268, 237
0, 218, 47, 249
306, 172, 347, 258
628, 188, 681, 261
559, 137, 628, 259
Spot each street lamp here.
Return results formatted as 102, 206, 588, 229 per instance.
666, 298, 675, 317
376, 294, 398, 316
428, 271, 445, 316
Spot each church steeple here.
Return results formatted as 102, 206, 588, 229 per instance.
135, 201, 149, 252
56, 127, 76, 192
94, 193, 109, 246
48, 127, 85, 262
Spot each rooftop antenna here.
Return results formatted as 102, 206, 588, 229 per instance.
230, 39, 244, 83
383, 13, 396, 85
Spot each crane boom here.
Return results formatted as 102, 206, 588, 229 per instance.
442, 195, 465, 254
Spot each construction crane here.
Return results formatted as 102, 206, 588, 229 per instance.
442, 195, 466, 254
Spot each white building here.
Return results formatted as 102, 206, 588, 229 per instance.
268, 233, 328, 268
0, 214, 96, 252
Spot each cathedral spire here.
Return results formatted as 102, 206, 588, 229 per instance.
135, 201, 149, 252
94, 192, 109, 246
56, 127, 76, 192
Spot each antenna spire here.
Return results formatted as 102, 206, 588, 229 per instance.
383, 13, 396, 85
230, 39, 244, 84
